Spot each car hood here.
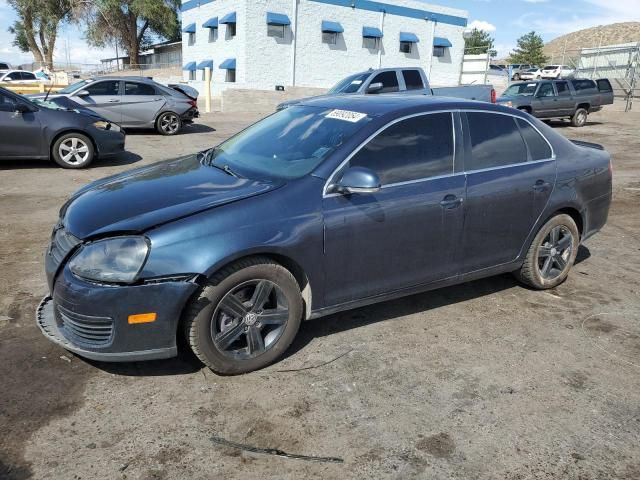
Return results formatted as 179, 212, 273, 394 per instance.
62, 153, 283, 239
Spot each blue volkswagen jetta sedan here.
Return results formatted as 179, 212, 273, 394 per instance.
37, 95, 612, 374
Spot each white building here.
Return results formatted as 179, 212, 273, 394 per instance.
180, 0, 468, 96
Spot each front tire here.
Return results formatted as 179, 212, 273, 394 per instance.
52, 133, 94, 169
156, 112, 182, 135
571, 108, 588, 127
183, 257, 303, 375
515, 214, 579, 289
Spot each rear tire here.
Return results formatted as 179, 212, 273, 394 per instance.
156, 112, 182, 135
51, 133, 94, 169
571, 108, 588, 127
183, 257, 303, 375
514, 214, 579, 289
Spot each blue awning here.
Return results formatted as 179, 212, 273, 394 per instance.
362, 26, 383, 38
219, 58, 236, 70
182, 23, 196, 33
202, 17, 218, 28
433, 36, 452, 47
197, 60, 213, 69
183, 62, 196, 71
400, 32, 419, 43
321, 20, 343, 33
267, 12, 290, 26
220, 12, 236, 24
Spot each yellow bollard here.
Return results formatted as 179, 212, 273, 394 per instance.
205, 67, 211, 113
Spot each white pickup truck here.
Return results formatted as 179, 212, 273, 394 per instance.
277, 67, 496, 110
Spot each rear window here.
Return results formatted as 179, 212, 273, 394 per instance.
597, 79, 613, 92
466, 112, 528, 170
516, 119, 552, 161
571, 79, 597, 91
402, 70, 424, 90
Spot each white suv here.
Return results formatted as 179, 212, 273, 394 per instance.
541, 65, 575, 79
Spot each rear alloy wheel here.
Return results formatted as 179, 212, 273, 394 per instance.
183, 257, 303, 374
513, 73, 520, 81
156, 112, 182, 135
52, 133, 94, 169
571, 108, 588, 127
515, 214, 579, 289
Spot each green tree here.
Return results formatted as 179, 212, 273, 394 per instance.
464, 28, 496, 57
7, 0, 72, 68
508, 31, 548, 66
75, 0, 180, 65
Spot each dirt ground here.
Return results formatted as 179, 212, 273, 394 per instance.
1, 103, 639, 480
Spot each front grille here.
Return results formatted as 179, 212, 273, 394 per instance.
57, 305, 114, 347
49, 225, 81, 265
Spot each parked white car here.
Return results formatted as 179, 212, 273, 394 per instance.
0, 70, 43, 84
519, 68, 542, 80
0, 61, 12, 70
540, 65, 575, 79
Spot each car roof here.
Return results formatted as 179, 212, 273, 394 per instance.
296, 94, 516, 118
88, 76, 157, 83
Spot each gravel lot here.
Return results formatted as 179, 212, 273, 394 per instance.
1, 103, 639, 480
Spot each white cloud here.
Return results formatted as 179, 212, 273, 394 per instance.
468, 20, 497, 32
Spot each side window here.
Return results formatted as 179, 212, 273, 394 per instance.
555, 81, 570, 96
466, 112, 528, 170
349, 112, 454, 185
571, 79, 596, 92
124, 82, 156, 95
537, 83, 555, 97
516, 119, 552, 161
85, 81, 120, 96
0, 91, 18, 112
402, 70, 424, 90
20, 72, 36, 80
6, 72, 22, 80
596, 79, 612, 92
369, 71, 399, 93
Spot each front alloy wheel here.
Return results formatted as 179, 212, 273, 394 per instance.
515, 213, 579, 289
52, 133, 95, 168
184, 257, 303, 374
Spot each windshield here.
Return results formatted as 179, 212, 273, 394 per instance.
204, 106, 373, 180
31, 98, 68, 111
57, 80, 90, 94
328, 73, 370, 94
503, 83, 538, 97
543, 66, 558, 70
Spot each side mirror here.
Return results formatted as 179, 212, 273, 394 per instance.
367, 82, 384, 94
75, 90, 90, 97
14, 103, 32, 114
334, 167, 381, 194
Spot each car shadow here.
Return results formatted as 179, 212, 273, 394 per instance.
86, 245, 592, 377
0, 151, 143, 170
124, 124, 215, 135
546, 119, 603, 128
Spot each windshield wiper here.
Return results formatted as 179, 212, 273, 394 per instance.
202, 147, 242, 178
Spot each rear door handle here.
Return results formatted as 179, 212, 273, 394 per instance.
108, 99, 120, 103
533, 180, 551, 192
440, 194, 463, 209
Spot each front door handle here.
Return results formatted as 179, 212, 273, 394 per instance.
108, 99, 120, 103
533, 180, 551, 192
440, 194, 463, 209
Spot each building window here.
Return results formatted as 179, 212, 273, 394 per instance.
433, 46, 445, 58
208, 28, 217, 42
189, 70, 196, 81
227, 23, 236, 38
268, 24, 285, 38
400, 41, 412, 53
188, 32, 195, 46
363, 37, 379, 50
226, 69, 236, 83
322, 32, 337, 45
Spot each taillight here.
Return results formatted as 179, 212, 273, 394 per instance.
188, 99, 197, 108
491, 88, 496, 104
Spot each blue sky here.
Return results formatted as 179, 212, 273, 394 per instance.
0, 0, 638, 66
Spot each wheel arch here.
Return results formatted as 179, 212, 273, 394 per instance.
197, 252, 314, 320
576, 102, 590, 111
49, 129, 98, 160
546, 206, 584, 239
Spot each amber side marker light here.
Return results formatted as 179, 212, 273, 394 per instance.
128, 313, 157, 324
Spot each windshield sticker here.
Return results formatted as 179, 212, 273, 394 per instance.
527, 83, 537, 87
326, 109, 368, 123
351, 80, 363, 85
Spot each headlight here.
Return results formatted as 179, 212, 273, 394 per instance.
502, 101, 513, 107
69, 237, 149, 284
92, 120, 120, 132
